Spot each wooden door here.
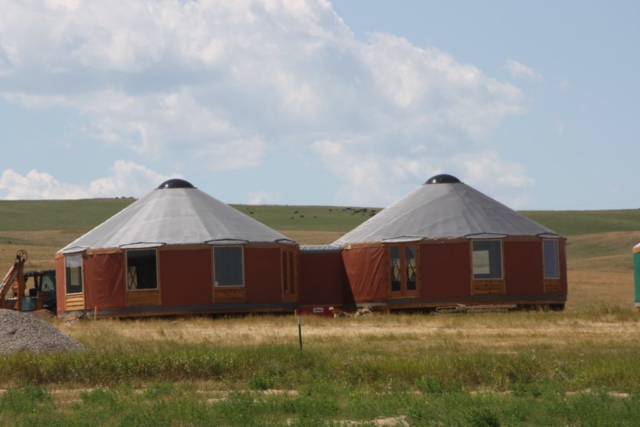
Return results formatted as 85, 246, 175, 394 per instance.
388, 244, 420, 298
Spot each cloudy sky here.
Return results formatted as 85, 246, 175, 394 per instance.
0, 0, 638, 210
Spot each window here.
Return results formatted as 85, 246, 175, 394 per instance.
65, 254, 83, 294
127, 250, 158, 290
214, 246, 244, 287
390, 246, 401, 292
405, 246, 417, 291
472, 240, 503, 280
543, 239, 560, 279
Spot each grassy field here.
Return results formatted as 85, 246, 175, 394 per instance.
2, 308, 640, 425
0, 199, 639, 425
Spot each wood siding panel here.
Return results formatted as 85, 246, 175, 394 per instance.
544, 279, 562, 295
125, 290, 161, 307
65, 294, 85, 311
213, 287, 246, 303
472, 280, 505, 295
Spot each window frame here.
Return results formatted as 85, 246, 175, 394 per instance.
65, 254, 84, 295
471, 240, 504, 280
213, 246, 245, 288
542, 239, 560, 279
125, 248, 159, 291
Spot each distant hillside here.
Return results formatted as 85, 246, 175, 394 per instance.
0, 198, 638, 236
522, 210, 640, 236
0, 199, 135, 232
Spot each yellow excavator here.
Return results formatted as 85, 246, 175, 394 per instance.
0, 250, 57, 313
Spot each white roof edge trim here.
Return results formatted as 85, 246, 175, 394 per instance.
205, 238, 297, 246
300, 244, 343, 253
61, 246, 89, 254
277, 239, 298, 246
537, 232, 563, 238
205, 239, 250, 245
381, 236, 425, 243
464, 233, 509, 239
119, 242, 166, 249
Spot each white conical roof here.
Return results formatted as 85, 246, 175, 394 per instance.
60, 180, 294, 253
334, 175, 558, 245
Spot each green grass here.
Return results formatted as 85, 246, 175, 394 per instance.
1, 310, 639, 424
522, 209, 640, 236
232, 204, 379, 232
0, 198, 638, 236
1, 383, 639, 426
0, 199, 135, 232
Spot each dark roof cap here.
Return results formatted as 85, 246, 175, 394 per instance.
424, 174, 461, 184
156, 179, 195, 189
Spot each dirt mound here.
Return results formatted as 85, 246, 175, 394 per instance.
0, 309, 85, 354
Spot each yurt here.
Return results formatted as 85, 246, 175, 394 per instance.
635, 243, 640, 310
55, 179, 299, 317
333, 174, 567, 311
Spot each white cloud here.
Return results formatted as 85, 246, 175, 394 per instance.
0, 0, 532, 206
455, 151, 535, 208
313, 139, 535, 208
0, 161, 176, 200
557, 79, 571, 91
555, 121, 566, 135
247, 190, 282, 205
505, 60, 543, 82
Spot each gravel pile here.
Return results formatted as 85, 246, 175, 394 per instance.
0, 309, 85, 354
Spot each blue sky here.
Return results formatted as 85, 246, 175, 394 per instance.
0, 0, 638, 210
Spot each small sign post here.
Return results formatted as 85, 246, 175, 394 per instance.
298, 314, 302, 351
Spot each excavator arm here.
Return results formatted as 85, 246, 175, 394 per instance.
0, 250, 27, 311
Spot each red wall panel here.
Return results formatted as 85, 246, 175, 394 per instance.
244, 247, 282, 304
160, 249, 212, 307
559, 240, 568, 296
420, 242, 471, 299
84, 252, 126, 311
55, 257, 65, 315
299, 252, 347, 305
504, 241, 543, 296
342, 247, 388, 302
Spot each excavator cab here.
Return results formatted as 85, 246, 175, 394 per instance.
0, 250, 57, 313
23, 270, 57, 312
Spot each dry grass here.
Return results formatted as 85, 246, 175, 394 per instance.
58, 309, 640, 354
0, 230, 86, 270
567, 271, 634, 308
565, 231, 639, 309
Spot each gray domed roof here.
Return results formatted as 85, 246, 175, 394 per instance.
334, 178, 558, 244
61, 184, 294, 253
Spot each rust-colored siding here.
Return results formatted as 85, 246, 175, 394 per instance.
420, 242, 471, 299
504, 241, 544, 296
244, 247, 283, 304
160, 249, 212, 307
299, 251, 347, 306
342, 247, 388, 302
